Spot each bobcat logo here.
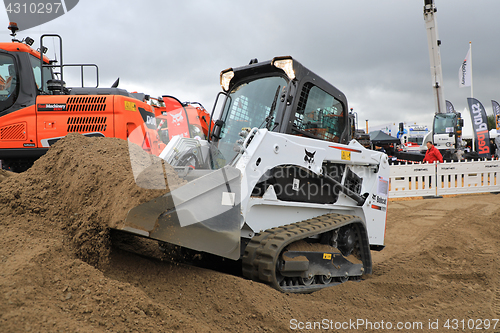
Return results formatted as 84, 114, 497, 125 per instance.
304, 149, 316, 164
170, 110, 184, 125
5, 1, 80, 32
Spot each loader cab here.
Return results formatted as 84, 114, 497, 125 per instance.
214, 56, 348, 164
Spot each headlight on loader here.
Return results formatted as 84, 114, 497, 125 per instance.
220, 69, 234, 92
272, 56, 295, 81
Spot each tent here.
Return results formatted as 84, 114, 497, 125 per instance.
369, 130, 401, 145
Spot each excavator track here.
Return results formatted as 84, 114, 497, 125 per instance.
242, 213, 372, 293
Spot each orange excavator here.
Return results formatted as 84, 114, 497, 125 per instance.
0, 23, 163, 172
153, 95, 214, 145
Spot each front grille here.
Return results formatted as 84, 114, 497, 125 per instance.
0, 123, 26, 140
67, 96, 107, 112
67, 116, 107, 133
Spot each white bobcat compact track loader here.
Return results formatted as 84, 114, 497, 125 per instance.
117, 56, 390, 293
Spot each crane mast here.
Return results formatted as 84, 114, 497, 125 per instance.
424, 0, 445, 114
419, 0, 463, 161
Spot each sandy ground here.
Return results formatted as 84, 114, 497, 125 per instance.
1, 134, 500, 332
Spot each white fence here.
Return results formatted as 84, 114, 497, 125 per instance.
389, 159, 500, 198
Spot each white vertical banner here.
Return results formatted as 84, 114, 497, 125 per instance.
492, 100, 500, 132
459, 44, 472, 89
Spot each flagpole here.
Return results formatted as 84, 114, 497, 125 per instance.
469, 41, 473, 98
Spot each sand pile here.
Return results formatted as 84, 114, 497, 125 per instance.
0, 169, 14, 182
1, 133, 500, 332
0, 133, 185, 267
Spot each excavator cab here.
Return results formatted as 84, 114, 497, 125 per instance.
0, 41, 54, 115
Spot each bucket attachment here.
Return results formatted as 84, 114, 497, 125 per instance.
118, 166, 242, 260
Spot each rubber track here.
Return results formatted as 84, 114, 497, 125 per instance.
241, 213, 372, 293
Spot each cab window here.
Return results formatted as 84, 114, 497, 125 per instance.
0, 53, 19, 112
293, 82, 344, 143
29, 55, 53, 94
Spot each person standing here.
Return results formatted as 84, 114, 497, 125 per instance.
423, 141, 443, 163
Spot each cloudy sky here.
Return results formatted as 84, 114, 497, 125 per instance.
0, 0, 498, 135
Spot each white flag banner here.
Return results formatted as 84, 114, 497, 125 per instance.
459, 48, 471, 87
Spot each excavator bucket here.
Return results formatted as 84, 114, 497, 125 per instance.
118, 137, 242, 260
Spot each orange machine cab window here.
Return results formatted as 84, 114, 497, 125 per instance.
29, 55, 52, 94
0, 53, 19, 112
